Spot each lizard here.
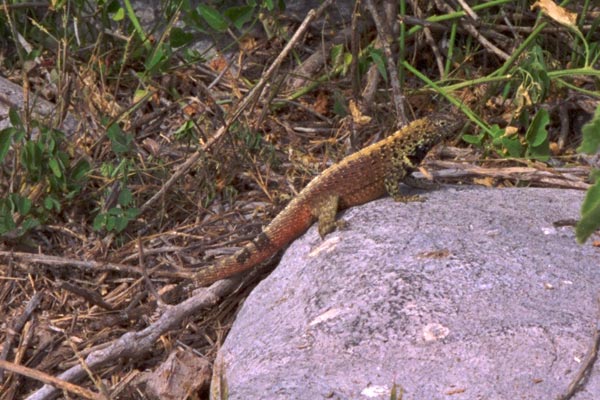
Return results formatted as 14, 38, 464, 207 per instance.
192, 112, 466, 286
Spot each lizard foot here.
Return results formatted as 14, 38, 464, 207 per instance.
392, 194, 426, 203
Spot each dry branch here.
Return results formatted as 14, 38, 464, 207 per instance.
0, 359, 101, 400
365, 0, 407, 126
139, 0, 334, 215
0, 292, 43, 382
0, 251, 145, 276
426, 160, 590, 190
25, 276, 244, 400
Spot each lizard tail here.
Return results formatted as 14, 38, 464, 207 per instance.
193, 232, 276, 286
193, 200, 316, 286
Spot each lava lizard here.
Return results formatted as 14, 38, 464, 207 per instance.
192, 112, 466, 286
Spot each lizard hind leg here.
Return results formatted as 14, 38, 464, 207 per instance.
312, 194, 344, 239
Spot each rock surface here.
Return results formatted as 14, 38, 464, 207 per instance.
0, 76, 78, 135
217, 186, 599, 399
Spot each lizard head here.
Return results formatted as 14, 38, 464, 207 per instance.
416, 111, 467, 146
431, 112, 467, 134
403, 112, 467, 162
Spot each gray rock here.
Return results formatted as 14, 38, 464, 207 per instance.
217, 186, 600, 399
0, 76, 79, 135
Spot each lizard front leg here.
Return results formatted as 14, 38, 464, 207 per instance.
384, 167, 426, 203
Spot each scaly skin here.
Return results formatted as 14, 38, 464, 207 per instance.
193, 113, 466, 286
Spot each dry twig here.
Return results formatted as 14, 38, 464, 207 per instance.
365, 0, 408, 126
0, 359, 102, 400
0, 251, 148, 277
408, 0, 445, 77
25, 276, 244, 400
140, 0, 334, 215
426, 160, 590, 190
0, 292, 43, 382
556, 297, 600, 400
435, 0, 510, 60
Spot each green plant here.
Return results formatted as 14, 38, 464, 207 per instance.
92, 184, 140, 233
0, 109, 90, 236
461, 109, 551, 161
575, 106, 600, 244
91, 123, 140, 233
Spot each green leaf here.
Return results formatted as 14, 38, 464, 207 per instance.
577, 105, 600, 154
118, 187, 133, 206
21, 141, 43, 177
525, 109, 549, 147
93, 213, 107, 231
174, 120, 195, 141
114, 217, 128, 232
0, 199, 16, 234
48, 158, 63, 178
576, 180, 600, 243
330, 44, 344, 69
461, 134, 484, 145
105, 0, 121, 14
489, 124, 504, 139
100, 162, 113, 178
342, 53, 352, 75
11, 194, 32, 215
8, 108, 22, 128
197, 4, 228, 32
70, 160, 91, 182
502, 136, 524, 158
21, 217, 40, 231
106, 124, 132, 154
125, 208, 140, 219
46, 135, 57, 153
369, 48, 387, 82
524, 109, 550, 161
518, 45, 550, 103
501, 82, 512, 100
581, 179, 600, 215
263, 0, 274, 11
145, 44, 167, 72
112, 7, 125, 21
332, 91, 347, 117
0, 127, 14, 163
44, 196, 61, 211
170, 27, 194, 48
223, 5, 255, 30
527, 143, 550, 161
106, 214, 116, 231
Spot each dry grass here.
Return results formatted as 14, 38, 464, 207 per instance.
0, 1, 598, 398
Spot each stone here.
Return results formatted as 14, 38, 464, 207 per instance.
217, 186, 599, 399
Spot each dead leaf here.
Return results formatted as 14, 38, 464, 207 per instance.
504, 126, 519, 136
474, 177, 495, 187
137, 349, 210, 399
416, 249, 451, 259
239, 36, 257, 52
142, 138, 161, 156
209, 56, 229, 73
313, 91, 328, 115
531, 0, 577, 27
349, 100, 371, 125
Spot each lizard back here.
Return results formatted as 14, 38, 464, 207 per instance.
193, 113, 465, 285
